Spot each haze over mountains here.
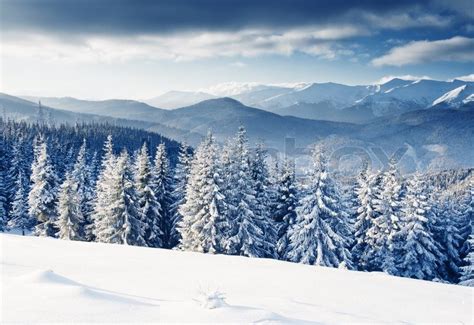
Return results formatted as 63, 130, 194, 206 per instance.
2, 77, 473, 171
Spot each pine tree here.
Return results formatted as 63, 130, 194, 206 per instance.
460, 186, 474, 286
71, 139, 95, 241
273, 158, 298, 259
169, 142, 192, 248
56, 171, 84, 240
250, 142, 277, 258
134, 143, 163, 248
398, 173, 442, 280
224, 127, 273, 258
7, 138, 29, 220
351, 165, 379, 270
286, 147, 352, 267
178, 132, 227, 253
28, 135, 58, 237
0, 133, 7, 231
7, 170, 30, 235
367, 162, 403, 274
152, 143, 174, 247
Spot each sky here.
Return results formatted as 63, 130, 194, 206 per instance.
1, 0, 473, 99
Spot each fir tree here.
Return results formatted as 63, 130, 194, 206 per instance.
152, 143, 174, 247
459, 185, 474, 286
398, 173, 442, 280
71, 139, 95, 241
273, 158, 298, 259
286, 147, 352, 268
178, 132, 227, 253
56, 171, 84, 240
0, 133, 7, 231
367, 162, 403, 274
7, 170, 30, 235
169, 142, 192, 248
135, 143, 163, 248
28, 135, 58, 236
224, 127, 273, 258
351, 165, 379, 270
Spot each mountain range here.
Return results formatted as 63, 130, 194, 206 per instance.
1, 76, 472, 171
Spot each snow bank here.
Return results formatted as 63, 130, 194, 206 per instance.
1, 234, 472, 323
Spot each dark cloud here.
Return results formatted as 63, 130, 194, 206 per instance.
1, 0, 464, 36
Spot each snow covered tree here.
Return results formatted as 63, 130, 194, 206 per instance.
351, 165, 379, 270
7, 170, 31, 235
223, 127, 274, 258
459, 183, 473, 286
366, 162, 403, 274
134, 143, 163, 248
169, 142, 192, 248
71, 139, 95, 241
286, 147, 352, 268
152, 143, 174, 247
178, 132, 227, 253
250, 142, 277, 258
7, 138, 29, 219
28, 135, 58, 237
56, 171, 84, 240
398, 173, 442, 280
273, 158, 298, 259
0, 134, 7, 231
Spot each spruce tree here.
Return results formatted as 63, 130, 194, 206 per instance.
135, 143, 163, 248
169, 142, 192, 248
0, 134, 7, 231
7, 170, 31, 235
398, 173, 442, 280
459, 188, 474, 286
178, 132, 227, 253
56, 171, 84, 240
152, 143, 174, 247
286, 147, 352, 268
367, 162, 403, 274
250, 142, 277, 258
71, 139, 95, 241
274, 158, 298, 260
351, 165, 379, 270
28, 135, 58, 237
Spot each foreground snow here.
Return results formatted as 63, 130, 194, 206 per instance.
1, 234, 472, 323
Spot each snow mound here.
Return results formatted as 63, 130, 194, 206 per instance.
15, 269, 79, 286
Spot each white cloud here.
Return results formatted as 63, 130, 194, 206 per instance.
374, 75, 432, 84
372, 36, 474, 67
1, 25, 363, 63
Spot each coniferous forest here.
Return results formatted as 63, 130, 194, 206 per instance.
0, 119, 472, 286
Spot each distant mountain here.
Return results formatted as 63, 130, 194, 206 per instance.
143, 91, 216, 109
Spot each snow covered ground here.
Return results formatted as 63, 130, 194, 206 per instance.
1, 234, 472, 323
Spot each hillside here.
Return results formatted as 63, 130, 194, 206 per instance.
1, 234, 472, 323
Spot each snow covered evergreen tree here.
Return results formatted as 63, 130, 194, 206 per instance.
223, 127, 274, 258
250, 142, 277, 258
398, 173, 442, 280
178, 132, 227, 253
28, 135, 58, 237
134, 143, 163, 248
459, 186, 473, 286
71, 139, 95, 241
351, 165, 379, 271
273, 158, 298, 260
286, 147, 352, 268
0, 133, 7, 231
56, 171, 84, 240
367, 161, 403, 274
152, 143, 174, 247
8, 171, 31, 235
169, 142, 192, 248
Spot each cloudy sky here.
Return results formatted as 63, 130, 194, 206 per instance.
1, 0, 473, 99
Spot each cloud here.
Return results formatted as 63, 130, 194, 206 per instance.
230, 62, 247, 68
374, 75, 432, 84
372, 36, 474, 66
1, 26, 364, 63
2, 0, 441, 36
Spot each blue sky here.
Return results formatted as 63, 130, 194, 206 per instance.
1, 0, 473, 99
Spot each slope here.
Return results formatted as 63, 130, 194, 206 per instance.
1, 234, 471, 323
